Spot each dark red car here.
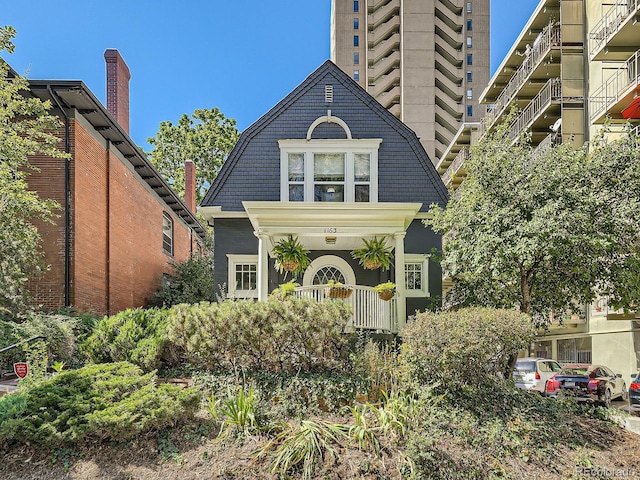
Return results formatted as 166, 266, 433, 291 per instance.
545, 364, 627, 407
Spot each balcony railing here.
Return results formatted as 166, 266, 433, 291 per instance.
508, 78, 562, 141
590, 49, 640, 122
443, 147, 470, 187
294, 284, 398, 333
589, 0, 640, 58
483, 23, 561, 131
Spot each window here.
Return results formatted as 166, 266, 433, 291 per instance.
466, 36, 472, 48
466, 71, 472, 82
227, 255, 258, 298
466, 19, 472, 31
353, 69, 360, 81
466, 88, 473, 99
467, 105, 473, 117
354, 0, 359, 12
466, 2, 472, 13
162, 213, 173, 255
354, 35, 359, 47
405, 254, 429, 297
354, 52, 359, 65
354, 18, 359, 29
467, 53, 473, 65
279, 139, 381, 203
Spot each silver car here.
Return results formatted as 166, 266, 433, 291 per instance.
513, 357, 562, 393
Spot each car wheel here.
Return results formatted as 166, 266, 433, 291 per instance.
602, 389, 612, 408
621, 384, 628, 401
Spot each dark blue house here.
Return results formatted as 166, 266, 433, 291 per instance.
200, 61, 448, 333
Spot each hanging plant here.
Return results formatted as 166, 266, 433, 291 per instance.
351, 236, 394, 271
374, 281, 396, 301
272, 235, 311, 276
325, 280, 354, 299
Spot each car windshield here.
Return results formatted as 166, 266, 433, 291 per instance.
559, 367, 590, 376
515, 361, 536, 373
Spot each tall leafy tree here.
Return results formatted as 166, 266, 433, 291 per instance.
0, 26, 68, 319
425, 119, 609, 324
147, 108, 239, 205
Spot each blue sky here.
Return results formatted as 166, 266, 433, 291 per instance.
3, 0, 539, 150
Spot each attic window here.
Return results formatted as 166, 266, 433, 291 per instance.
325, 85, 333, 103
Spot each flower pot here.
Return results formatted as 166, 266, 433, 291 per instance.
364, 259, 382, 270
280, 259, 300, 272
377, 290, 394, 301
326, 286, 353, 299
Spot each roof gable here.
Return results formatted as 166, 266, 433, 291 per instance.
202, 60, 448, 209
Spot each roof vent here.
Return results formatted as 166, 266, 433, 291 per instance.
325, 85, 333, 103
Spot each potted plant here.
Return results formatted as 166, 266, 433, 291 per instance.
325, 280, 353, 299
374, 281, 396, 301
271, 235, 311, 276
351, 236, 394, 271
271, 280, 300, 299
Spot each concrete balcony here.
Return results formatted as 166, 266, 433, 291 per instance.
442, 146, 469, 189
590, 49, 640, 123
589, 0, 640, 61
507, 78, 562, 142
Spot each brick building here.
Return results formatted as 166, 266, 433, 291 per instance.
23, 50, 206, 316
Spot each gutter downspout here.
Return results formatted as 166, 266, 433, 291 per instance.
48, 86, 71, 308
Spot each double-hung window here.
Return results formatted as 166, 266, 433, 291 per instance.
404, 254, 429, 297
227, 254, 258, 298
279, 139, 381, 203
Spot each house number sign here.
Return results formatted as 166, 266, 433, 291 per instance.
323, 228, 337, 233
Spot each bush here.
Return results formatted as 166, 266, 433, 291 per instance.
82, 308, 179, 372
169, 297, 351, 373
400, 307, 535, 388
152, 254, 215, 307
0, 362, 200, 448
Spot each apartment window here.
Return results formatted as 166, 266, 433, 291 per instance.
467, 19, 472, 31
162, 213, 173, 255
354, 0, 359, 12
466, 71, 472, 82
354, 18, 359, 29
227, 255, 258, 298
405, 255, 429, 297
467, 88, 473, 99
279, 138, 381, 203
354, 52, 359, 65
354, 35, 359, 47
353, 69, 360, 81
466, 36, 472, 48
467, 105, 473, 117
466, 2, 472, 13
467, 53, 473, 65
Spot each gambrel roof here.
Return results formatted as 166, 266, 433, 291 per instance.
202, 60, 448, 211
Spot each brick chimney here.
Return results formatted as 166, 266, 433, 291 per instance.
104, 49, 131, 134
184, 160, 196, 212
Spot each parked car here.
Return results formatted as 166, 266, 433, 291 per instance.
513, 357, 562, 393
545, 364, 627, 407
629, 372, 640, 415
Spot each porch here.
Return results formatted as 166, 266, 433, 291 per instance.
293, 284, 398, 333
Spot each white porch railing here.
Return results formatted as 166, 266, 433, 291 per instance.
293, 284, 398, 333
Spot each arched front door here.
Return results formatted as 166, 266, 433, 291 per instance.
303, 255, 356, 286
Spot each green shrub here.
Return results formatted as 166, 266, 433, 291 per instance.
169, 297, 351, 373
152, 254, 215, 307
82, 308, 180, 372
400, 307, 535, 388
0, 362, 200, 448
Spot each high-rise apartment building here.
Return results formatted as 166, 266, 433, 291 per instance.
330, 0, 490, 164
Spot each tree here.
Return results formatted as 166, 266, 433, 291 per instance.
425, 119, 608, 324
0, 26, 68, 319
147, 108, 239, 205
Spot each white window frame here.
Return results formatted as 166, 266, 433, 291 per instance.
227, 254, 259, 299
279, 139, 381, 203
162, 212, 174, 256
404, 254, 429, 297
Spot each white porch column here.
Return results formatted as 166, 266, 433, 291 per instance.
257, 231, 269, 301
394, 232, 406, 332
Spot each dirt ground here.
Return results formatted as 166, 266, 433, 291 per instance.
1, 415, 640, 480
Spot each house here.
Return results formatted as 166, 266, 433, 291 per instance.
22, 50, 206, 316
200, 61, 448, 333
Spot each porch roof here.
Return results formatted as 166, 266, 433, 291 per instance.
242, 201, 422, 251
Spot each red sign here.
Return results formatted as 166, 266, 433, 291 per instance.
14, 363, 28, 379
